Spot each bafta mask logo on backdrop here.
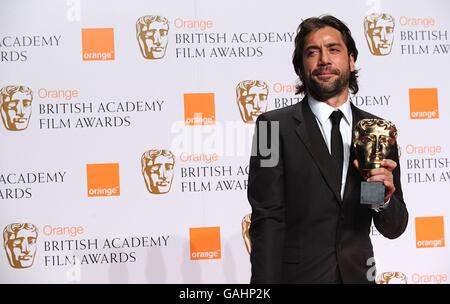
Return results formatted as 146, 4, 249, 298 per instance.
236, 80, 269, 123
141, 149, 175, 194
136, 15, 169, 60
241, 213, 252, 254
0, 85, 33, 131
364, 13, 395, 56
3, 223, 38, 269
376, 272, 408, 284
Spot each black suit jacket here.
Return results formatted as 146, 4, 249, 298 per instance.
248, 97, 408, 283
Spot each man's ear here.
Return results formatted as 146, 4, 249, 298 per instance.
350, 54, 356, 72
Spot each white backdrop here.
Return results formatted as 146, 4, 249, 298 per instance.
1, 0, 449, 283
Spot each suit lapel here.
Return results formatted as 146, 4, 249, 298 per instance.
342, 103, 366, 202
293, 97, 342, 204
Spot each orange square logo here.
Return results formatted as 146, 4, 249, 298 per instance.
81, 28, 115, 61
409, 88, 439, 119
184, 93, 216, 125
86, 163, 120, 197
415, 216, 445, 248
189, 227, 221, 260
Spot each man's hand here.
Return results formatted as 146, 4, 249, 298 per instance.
354, 159, 397, 203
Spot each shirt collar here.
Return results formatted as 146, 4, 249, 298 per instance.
307, 95, 352, 126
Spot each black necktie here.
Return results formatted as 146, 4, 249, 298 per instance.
330, 110, 344, 190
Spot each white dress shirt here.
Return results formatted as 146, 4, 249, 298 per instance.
308, 96, 353, 199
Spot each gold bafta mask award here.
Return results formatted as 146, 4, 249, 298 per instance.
354, 119, 398, 209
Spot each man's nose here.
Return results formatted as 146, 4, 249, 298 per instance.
318, 49, 330, 65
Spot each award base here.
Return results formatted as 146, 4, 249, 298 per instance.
360, 181, 385, 209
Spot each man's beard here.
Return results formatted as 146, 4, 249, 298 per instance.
304, 65, 351, 101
